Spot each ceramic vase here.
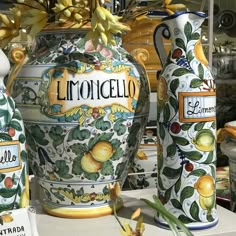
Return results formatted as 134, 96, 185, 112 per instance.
0, 49, 29, 212
11, 29, 150, 218
154, 12, 218, 229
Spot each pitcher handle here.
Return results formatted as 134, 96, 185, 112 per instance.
153, 23, 170, 67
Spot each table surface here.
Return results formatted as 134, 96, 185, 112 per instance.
33, 188, 236, 236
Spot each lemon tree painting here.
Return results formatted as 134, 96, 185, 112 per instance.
154, 12, 218, 229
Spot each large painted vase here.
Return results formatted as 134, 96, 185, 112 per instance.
154, 12, 218, 229
0, 49, 29, 212
11, 29, 150, 218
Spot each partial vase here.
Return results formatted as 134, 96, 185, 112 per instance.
154, 12, 218, 229
10, 28, 150, 218
0, 49, 29, 212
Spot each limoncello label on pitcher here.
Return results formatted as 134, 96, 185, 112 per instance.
41, 65, 140, 118
0, 141, 21, 173
179, 92, 216, 122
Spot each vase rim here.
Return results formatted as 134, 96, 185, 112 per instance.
162, 11, 207, 21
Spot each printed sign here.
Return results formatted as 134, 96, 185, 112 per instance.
0, 141, 21, 173
179, 92, 216, 122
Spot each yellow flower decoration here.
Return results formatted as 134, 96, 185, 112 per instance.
162, 0, 186, 15
0, 7, 21, 48
52, 0, 90, 25
120, 209, 145, 236
109, 182, 121, 201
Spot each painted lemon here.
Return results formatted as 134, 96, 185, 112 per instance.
1, 214, 13, 223
194, 175, 215, 198
90, 141, 114, 162
193, 129, 215, 152
199, 194, 215, 211
194, 40, 208, 67
81, 152, 102, 173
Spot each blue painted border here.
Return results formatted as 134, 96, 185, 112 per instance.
162, 11, 207, 22
154, 215, 219, 231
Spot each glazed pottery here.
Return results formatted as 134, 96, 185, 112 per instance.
11, 29, 150, 218
220, 121, 236, 212
0, 49, 29, 212
154, 12, 218, 229
122, 10, 170, 91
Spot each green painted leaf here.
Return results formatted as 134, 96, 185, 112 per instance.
190, 201, 201, 221
0, 96, 7, 105
187, 169, 206, 177
110, 147, 123, 161
210, 165, 216, 180
19, 134, 26, 144
181, 123, 192, 131
203, 151, 214, 164
169, 96, 178, 111
0, 133, 12, 141
162, 166, 182, 179
175, 178, 181, 193
172, 68, 190, 77
158, 153, 164, 173
163, 104, 170, 123
159, 123, 165, 140
0, 174, 5, 182
191, 32, 200, 40
95, 116, 111, 131
84, 172, 99, 181
171, 199, 182, 210
167, 143, 176, 157
198, 63, 204, 80
187, 51, 194, 62
72, 156, 83, 175
9, 120, 22, 131
0, 109, 11, 124
101, 161, 114, 176
7, 96, 15, 111
12, 110, 22, 120
20, 150, 27, 162
207, 214, 215, 222
173, 136, 189, 146
71, 143, 88, 157
175, 38, 186, 51
111, 139, 121, 150
170, 79, 179, 95
178, 215, 194, 224
190, 79, 203, 88
158, 175, 165, 190
0, 188, 17, 198
180, 186, 194, 203
194, 122, 205, 131
211, 121, 216, 129
30, 125, 49, 146
184, 22, 192, 41
0, 203, 14, 212
164, 188, 172, 202
114, 118, 126, 136
183, 151, 202, 161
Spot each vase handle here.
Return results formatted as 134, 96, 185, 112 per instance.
6, 46, 27, 92
153, 23, 170, 67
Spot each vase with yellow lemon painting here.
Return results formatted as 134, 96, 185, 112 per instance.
0, 49, 29, 213
10, 28, 150, 218
154, 12, 218, 229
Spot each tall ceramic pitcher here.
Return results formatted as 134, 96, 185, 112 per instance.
154, 12, 218, 229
